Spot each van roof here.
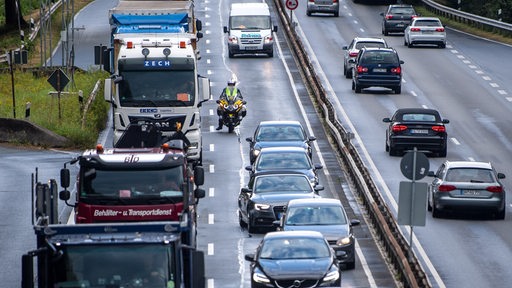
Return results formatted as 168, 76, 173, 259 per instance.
230, 3, 270, 16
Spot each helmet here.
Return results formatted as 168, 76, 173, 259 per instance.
227, 78, 236, 86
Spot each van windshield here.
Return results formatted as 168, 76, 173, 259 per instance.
230, 16, 271, 30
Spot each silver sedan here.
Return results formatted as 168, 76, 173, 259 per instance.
404, 17, 446, 48
427, 160, 506, 219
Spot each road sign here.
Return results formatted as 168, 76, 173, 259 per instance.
286, 0, 298, 10
400, 150, 429, 181
397, 181, 428, 226
47, 69, 70, 92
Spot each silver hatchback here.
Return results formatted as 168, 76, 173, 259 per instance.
306, 0, 340, 17
427, 161, 506, 219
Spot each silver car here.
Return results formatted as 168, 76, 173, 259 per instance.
342, 37, 388, 78
276, 198, 360, 269
404, 17, 446, 48
306, 0, 340, 17
427, 161, 506, 219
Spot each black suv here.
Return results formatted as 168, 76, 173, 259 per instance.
380, 4, 418, 35
350, 47, 404, 94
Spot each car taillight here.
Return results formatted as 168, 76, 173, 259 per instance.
349, 52, 358, 57
436, 27, 445, 32
438, 185, 456, 192
385, 15, 393, 20
411, 15, 418, 19
411, 27, 421, 32
357, 66, 368, 73
391, 67, 401, 74
392, 124, 407, 132
432, 125, 446, 132
333, 0, 338, 2
487, 186, 503, 193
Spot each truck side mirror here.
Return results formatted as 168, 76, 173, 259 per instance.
223, 26, 228, 33
196, 19, 202, 31
194, 166, 205, 186
60, 168, 70, 189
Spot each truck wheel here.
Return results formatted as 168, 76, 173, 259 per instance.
268, 50, 273, 58
228, 51, 234, 58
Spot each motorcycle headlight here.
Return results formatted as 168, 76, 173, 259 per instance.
255, 204, 271, 210
223, 104, 228, 109
234, 104, 239, 109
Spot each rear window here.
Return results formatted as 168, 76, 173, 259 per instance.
446, 168, 494, 183
401, 113, 436, 122
390, 7, 415, 14
361, 51, 398, 64
355, 42, 386, 49
415, 20, 442, 27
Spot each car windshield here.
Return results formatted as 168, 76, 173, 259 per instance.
445, 168, 495, 183
257, 152, 311, 170
285, 206, 347, 225
230, 16, 271, 30
401, 113, 436, 122
256, 126, 305, 141
254, 175, 312, 193
259, 238, 331, 259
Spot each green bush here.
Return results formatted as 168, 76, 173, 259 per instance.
0, 68, 110, 149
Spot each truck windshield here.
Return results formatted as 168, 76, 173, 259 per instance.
230, 16, 271, 30
52, 244, 175, 288
118, 70, 195, 107
80, 166, 184, 201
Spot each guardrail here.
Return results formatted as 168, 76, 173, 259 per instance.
422, 0, 512, 37
272, 1, 430, 287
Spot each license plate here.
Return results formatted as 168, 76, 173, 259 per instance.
422, 30, 434, 34
373, 68, 387, 73
411, 129, 428, 134
462, 190, 481, 196
244, 46, 259, 50
396, 23, 405, 27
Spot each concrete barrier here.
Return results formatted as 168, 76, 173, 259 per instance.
0, 118, 70, 147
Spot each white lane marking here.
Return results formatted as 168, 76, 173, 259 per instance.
209, 187, 214, 197
208, 243, 214, 255
210, 143, 214, 151
209, 164, 214, 173
450, 137, 460, 145
209, 213, 214, 224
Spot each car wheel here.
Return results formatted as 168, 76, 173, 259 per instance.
439, 42, 446, 49
345, 68, 352, 79
345, 261, 355, 270
351, 80, 355, 90
408, 41, 413, 48
383, 28, 388, 36
438, 146, 447, 157
334, 11, 339, 17
432, 199, 442, 218
306, 10, 312, 16
404, 38, 408, 46
385, 141, 389, 152
354, 83, 362, 94
394, 85, 401, 94
247, 215, 258, 234
495, 208, 505, 220
238, 210, 247, 228
343, 64, 347, 76
427, 197, 432, 211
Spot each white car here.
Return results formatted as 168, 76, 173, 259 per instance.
404, 17, 446, 48
342, 37, 388, 78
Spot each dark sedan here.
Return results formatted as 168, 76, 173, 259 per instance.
383, 108, 449, 157
245, 230, 341, 288
380, 4, 418, 35
246, 146, 323, 186
246, 120, 316, 164
238, 172, 323, 233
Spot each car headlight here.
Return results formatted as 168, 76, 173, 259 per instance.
336, 236, 352, 246
253, 149, 261, 157
253, 270, 270, 284
322, 269, 340, 283
255, 204, 271, 210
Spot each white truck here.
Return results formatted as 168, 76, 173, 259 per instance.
223, 2, 278, 58
104, 0, 210, 165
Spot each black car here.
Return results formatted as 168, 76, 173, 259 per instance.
246, 146, 323, 186
238, 172, 323, 233
246, 120, 316, 164
383, 108, 449, 157
380, 4, 418, 36
350, 47, 404, 94
245, 230, 341, 288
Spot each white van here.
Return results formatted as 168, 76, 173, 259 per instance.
223, 3, 278, 58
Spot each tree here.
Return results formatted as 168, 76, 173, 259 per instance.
4, 0, 28, 29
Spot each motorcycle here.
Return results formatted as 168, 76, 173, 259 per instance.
216, 97, 247, 133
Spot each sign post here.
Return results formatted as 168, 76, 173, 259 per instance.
285, 0, 298, 24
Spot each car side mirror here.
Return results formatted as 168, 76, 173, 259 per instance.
350, 219, 361, 226
427, 171, 436, 177
308, 136, 317, 142
498, 173, 506, 179
245, 166, 252, 171
241, 187, 252, 194
382, 117, 391, 123
244, 254, 256, 262
315, 164, 323, 170
442, 119, 450, 124
246, 137, 253, 142
314, 185, 324, 193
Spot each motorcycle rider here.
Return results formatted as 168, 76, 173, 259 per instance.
216, 78, 246, 130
